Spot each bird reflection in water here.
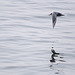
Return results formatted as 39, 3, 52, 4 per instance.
50, 47, 60, 74
50, 47, 65, 74
50, 47, 59, 63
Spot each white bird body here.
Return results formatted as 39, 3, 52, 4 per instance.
49, 12, 64, 28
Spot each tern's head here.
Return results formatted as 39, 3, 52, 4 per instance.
49, 13, 52, 16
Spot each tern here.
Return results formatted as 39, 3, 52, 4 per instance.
49, 12, 64, 28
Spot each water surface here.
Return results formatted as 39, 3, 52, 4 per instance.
0, 0, 75, 75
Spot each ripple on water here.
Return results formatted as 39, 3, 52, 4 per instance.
0, 0, 75, 75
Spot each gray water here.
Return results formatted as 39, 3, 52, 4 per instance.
0, 0, 75, 75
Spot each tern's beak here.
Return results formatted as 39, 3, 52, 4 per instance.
49, 14, 51, 16
49, 13, 52, 16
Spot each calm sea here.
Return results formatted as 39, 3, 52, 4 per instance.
0, 0, 75, 75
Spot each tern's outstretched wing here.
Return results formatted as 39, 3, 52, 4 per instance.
52, 13, 57, 28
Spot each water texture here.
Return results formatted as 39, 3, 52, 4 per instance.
0, 0, 75, 75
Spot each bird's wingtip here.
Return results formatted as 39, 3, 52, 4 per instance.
53, 26, 54, 29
